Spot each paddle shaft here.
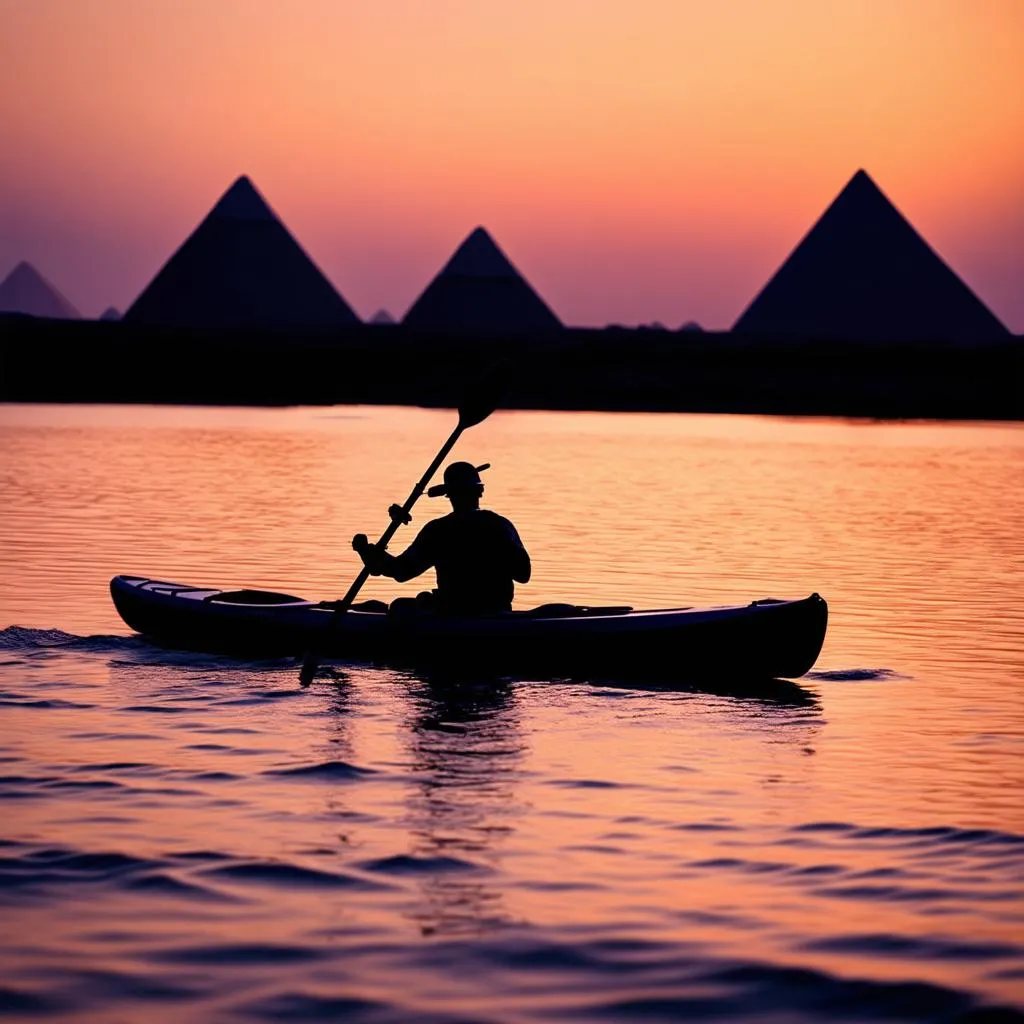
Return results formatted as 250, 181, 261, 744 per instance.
299, 421, 466, 684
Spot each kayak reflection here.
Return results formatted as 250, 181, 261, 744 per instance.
572, 671, 819, 708
403, 663, 818, 708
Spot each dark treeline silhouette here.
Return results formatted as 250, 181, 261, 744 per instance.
1, 315, 1020, 421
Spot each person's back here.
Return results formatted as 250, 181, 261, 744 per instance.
405, 506, 526, 613
353, 462, 530, 615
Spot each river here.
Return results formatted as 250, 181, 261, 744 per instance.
1, 403, 1021, 1021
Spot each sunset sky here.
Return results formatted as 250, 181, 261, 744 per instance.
1, 0, 1021, 329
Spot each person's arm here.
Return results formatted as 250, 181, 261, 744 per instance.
353, 522, 436, 583
503, 520, 531, 584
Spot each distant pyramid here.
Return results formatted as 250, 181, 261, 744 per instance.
99, 306, 121, 321
678, 320, 704, 333
0, 262, 80, 319
124, 176, 359, 328
369, 308, 395, 325
403, 227, 561, 333
733, 170, 1009, 343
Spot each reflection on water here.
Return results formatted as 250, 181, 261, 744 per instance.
0, 403, 1022, 1021
399, 677, 524, 937
580, 671, 820, 707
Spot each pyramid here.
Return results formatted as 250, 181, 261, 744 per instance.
369, 308, 395, 325
403, 227, 561, 333
0, 262, 81, 319
99, 306, 121, 321
733, 170, 1009, 343
124, 176, 359, 328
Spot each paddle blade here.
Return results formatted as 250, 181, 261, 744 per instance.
299, 652, 319, 686
457, 360, 510, 429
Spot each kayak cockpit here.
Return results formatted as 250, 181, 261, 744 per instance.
207, 589, 307, 606
117, 577, 313, 608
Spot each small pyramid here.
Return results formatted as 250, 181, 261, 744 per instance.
0, 262, 80, 319
403, 227, 561, 333
733, 170, 1009, 343
124, 176, 359, 328
369, 308, 395, 325
679, 320, 704, 333
99, 306, 121, 321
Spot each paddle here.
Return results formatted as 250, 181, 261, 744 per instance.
298, 364, 506, 685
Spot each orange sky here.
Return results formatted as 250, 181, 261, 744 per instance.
1, 0, 1021, 328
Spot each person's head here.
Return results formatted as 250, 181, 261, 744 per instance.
429, 461, 488, 510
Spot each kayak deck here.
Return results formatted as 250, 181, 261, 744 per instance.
110, 575, 828, 681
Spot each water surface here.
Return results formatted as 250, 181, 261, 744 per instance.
1, 403, 1022, 1021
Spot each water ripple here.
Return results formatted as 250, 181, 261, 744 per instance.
358, 853, 483, 876
0, 843, 235, 904
261, 760, 376, 781
238, 992, 421, 1023
790, 822, 1024, 848
805, 667, 908, 682
198, 861, 393, 892
802, 933, 1023, 963
145, 942, 326, 966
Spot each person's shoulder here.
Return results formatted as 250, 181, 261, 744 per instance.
478, 509, 522, 536
415, 515, 447, 540
477, 509, 515, 526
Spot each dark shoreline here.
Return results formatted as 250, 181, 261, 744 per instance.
1, 316, 1020, 421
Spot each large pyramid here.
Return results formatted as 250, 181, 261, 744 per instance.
733, 170, 1009, 343
0, 262, 81, 319
403, 227, 561, 333
124, 176, 359, 328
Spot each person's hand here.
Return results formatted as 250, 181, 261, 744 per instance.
388, 504, 412, 525
352, 534, 384, 574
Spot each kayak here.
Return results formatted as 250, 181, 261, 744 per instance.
109, 575, 828, 680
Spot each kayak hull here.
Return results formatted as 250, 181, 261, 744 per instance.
109, 575, 828, 681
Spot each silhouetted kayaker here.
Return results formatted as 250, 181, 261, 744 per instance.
352, 462, 531, 615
